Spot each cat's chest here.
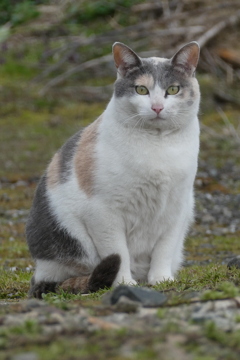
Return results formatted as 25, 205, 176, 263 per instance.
110, 135, 196, 243
120, 175, 170, 254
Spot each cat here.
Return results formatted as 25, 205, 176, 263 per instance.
26, 41, 200, 299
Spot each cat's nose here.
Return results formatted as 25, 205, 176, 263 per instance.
151, 105, 164, 114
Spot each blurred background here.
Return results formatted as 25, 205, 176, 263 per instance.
0, 0, 240, 274
0, 0, 240, 179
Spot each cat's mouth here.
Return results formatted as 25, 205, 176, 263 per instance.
150, 114, 165, 121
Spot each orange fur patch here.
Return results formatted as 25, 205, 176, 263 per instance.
47, 152, 60, 188
74, 117, 102, 196
135, 74, 154, 90
59, 276, 90, 294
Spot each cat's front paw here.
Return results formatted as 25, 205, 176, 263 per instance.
113, 275, 137, 287
148, 274, 174, 285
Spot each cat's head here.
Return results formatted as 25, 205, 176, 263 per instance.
112, 42, 200, 132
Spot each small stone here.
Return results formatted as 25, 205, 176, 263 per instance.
227, 256, 240, 269
213, 299, 236, 311
43, 312, 65, 325
114, 296, 140, 313
11, 352, 38, 360
15, 180, 28, 187
108, 285, 167, 308
21, 299, 43, 312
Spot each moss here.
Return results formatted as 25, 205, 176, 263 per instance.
235, 315, 240, 323
185, 235, 240, 263
201, 282, 240, 301
193, 357, 216, 360
0, 101, 105, 178
0, 270, 31, 299
157, 308, 167, 319
42, 287, 110, 309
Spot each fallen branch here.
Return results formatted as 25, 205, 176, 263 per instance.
216, 48, 240, 68
197, 9, 240, 48
56, 85, 113, 102
39, 54, 112, 95
214, 91, 240, 107
216, 106, 240, 143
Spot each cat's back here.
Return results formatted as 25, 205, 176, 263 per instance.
46, 116, 102, 196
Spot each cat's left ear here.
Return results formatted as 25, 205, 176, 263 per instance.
112, 42, 142, 77
171, 42, 200, 76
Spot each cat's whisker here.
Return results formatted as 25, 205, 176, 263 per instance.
130, 116, 144, 134
121, 113, 142, 126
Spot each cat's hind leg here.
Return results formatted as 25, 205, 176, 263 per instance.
29, 254, 121, 299
29, 259, 77, 299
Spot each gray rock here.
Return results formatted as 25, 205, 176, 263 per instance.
227, 255, 240, 269
23, 299, 43, 310
11, 352, 38, 360
108, 285, 167, 308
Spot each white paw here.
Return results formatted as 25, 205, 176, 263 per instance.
113, 275, 137, 287
148, 274, 174, 286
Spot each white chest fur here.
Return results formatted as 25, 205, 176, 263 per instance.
91, 106, 199, 282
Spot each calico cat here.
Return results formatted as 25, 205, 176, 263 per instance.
26, 41, 200, 298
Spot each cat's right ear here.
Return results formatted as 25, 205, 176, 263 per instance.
171, 42, 200, 76
112, 42, 142, 78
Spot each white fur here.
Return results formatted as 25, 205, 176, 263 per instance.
35, 56, 200, 286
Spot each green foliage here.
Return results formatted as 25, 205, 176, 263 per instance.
201, 282, 240, 301
66, 0, 144, 23
193, 357, 216, 360
0, 269, 31, 299
7, 319, 41, 335
204, 322, 240, 350
42, 287, 110, 308
42, 290, 82, 309
154, 264, 232, 293
235, 314, 240, 323
0, 0, 18, 25
157, 308, 167, 319
11, 1, 39, 26
0, 0, 47, 26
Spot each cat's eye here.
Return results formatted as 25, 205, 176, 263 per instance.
135, 86, 149, 95
166, 86, 180, 95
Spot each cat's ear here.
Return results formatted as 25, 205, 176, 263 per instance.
171, 42, 200, 76
112, 42, 142, 77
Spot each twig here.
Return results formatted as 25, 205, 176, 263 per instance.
216, 106, 240, 143
55, 85, 113, 102
213, 55, 234, 84
200, 123, 225, 140
39, 54, 112, 95
197, 9, 240, 48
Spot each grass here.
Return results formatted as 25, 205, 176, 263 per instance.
0, 269, 31, 299
0, 4, 240, 359
185, 235, 240, 263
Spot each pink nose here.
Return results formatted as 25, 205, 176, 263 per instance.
151, 105, 164, 114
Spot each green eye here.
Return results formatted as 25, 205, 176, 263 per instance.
135, 86, 149, 95
166, 86, 180, 95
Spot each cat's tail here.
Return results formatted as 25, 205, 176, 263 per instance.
60, 254, 121, 294
29, 254, 121, 299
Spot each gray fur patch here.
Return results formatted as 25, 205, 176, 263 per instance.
114, 58, 189, 98
187, 100, 194, 106
26, 174, 86, 263
59, 131, 82, 183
